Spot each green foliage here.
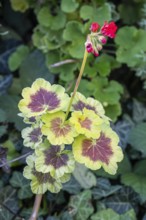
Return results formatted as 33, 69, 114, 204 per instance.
8, 45, 29, 71
0, 95, 25, 130
115, 26, 146, 67
61, 0, 79, 13
19, 49, 55, 87
128, 123, 146, 156
69, 190, 94, 220
0, 186, 19, 220
122, 173, 146, 202
63, 176, 81, 194
0, 109, 7, 137
80, 3, 111, 25
73, 163, 97, 189
92, 178, 121, 199
63, 21, 85, 58
0, 109, 7, 122
37, 7, 66, 30
78, 77, 123, 121
91, 208, 136, 220
10, 171, 33, 199
121, 160, 146, 202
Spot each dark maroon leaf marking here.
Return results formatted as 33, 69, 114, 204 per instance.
44, 145, 69, 168
28, 88, 60, 112
82, 133, 113, 164
50, 117, 71, 137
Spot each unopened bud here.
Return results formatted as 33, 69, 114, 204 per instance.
90, 22, 100, 32
96, 44, 102, 51
85, 42, 93, 53
98, 36, 107, 44
93, 51, 99, 57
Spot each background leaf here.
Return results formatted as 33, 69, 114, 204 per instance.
128, 123, 146, 156
80, 3, 111, 25
19, 49, 55, 87
10, 171, 33, 199
69, 190, 94, 220
73, 163, 97, 189
61, 0, 79, 13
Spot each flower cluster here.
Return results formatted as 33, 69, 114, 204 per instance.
19, 77, 123, 194
85, 21, 117, 56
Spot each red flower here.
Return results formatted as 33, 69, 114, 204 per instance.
101, 21, 117, 38
90, 22, 100, 32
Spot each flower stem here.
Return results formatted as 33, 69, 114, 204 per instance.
29, 194, 43, 220
64, 50, 88, 120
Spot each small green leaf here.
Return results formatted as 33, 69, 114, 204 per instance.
92, 178, 121, 199
63, 21, 85, 58
121, 173, 146, 202
128, 123, 146, 156
92, 78, 123, 105
69, 190, 94, 220
91, 208, 136, 220
80, 3, 111, 25
61, 0, 79, 13
63, 21, 84, 42
10, 171, 32, 199
120, 209, 136, 220
63, 176, 81, 194
37, 7, 66, 30
91, 208, 120, 220
73, 163, 97, 189
0, 95, 25, 130
115, 27, 146, 67
105, 103, 122, 122
33, 26, 65, 53
19, 50, 54, 87
103, 187, 138, 214
56, 62, 78, 82
0, 186, 19, 214
37, 7, 52, 27
8, 45, 29, 71
96, 61, 111, 77
0, 206, 14, 220
68, 40, 85, 58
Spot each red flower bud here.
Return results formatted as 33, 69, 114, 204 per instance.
90, 22, 100, 32
85, 42, 93, 53
101, 21, 117, 38
93, 51, 99, 57
96, 44, 102, 51
98, 36, 107, 44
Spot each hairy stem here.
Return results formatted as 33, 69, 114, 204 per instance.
29, 194, 43, 220
64, 50, 88, 120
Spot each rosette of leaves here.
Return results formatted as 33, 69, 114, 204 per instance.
18, 78, 123, 194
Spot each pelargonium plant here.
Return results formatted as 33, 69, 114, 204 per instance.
18, 21, 123, 220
